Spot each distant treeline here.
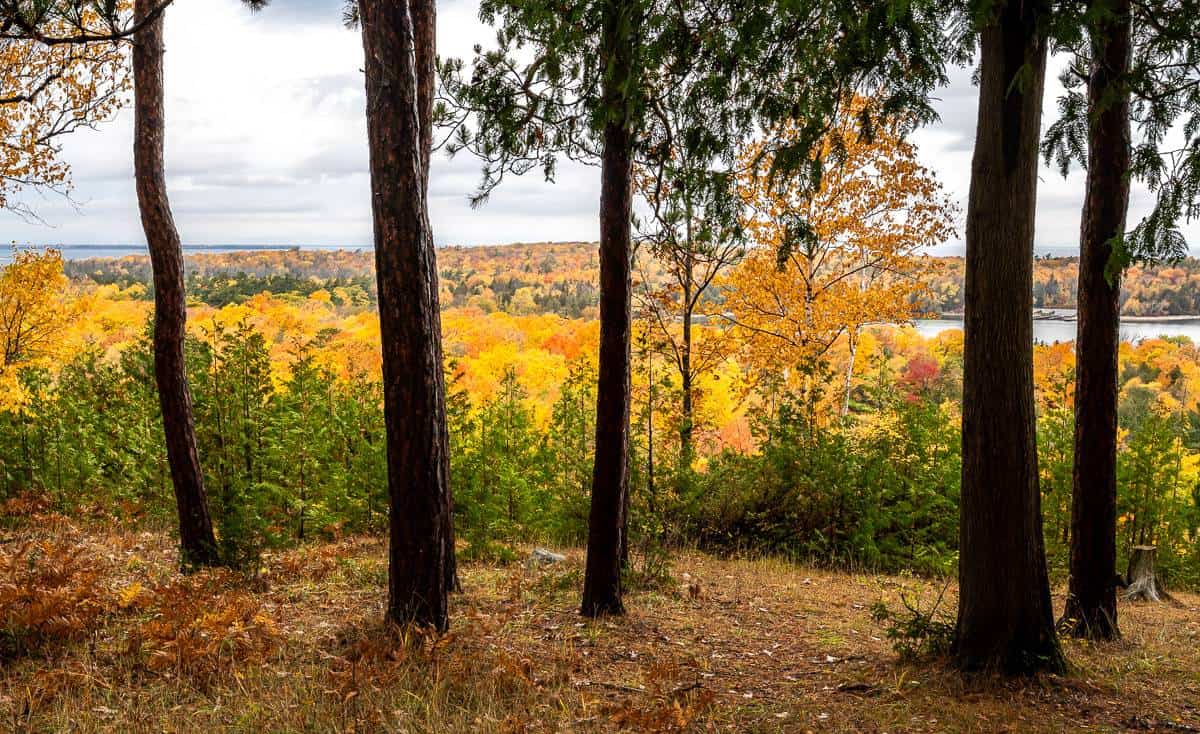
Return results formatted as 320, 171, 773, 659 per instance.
65, 242, 610, 317
923, 256, 1200, 317
64, 244, 1200, 318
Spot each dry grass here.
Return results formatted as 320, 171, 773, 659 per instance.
0, 519, 1198, 733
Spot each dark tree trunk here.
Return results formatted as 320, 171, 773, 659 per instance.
412, 0, 434, 184
954, 0, 1064, 673
581, 1, 637, 619
359, 0, 451, 632
132, 0, 219, 570
409, 0, 458, 593
1064, 0, 1131, 641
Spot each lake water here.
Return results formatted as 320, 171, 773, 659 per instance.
914, 318, 1200, 344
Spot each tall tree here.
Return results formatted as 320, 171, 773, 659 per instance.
1065, 0, 1131, 642
953, 0, 1064, 673
1043, 0, 1200, 640
414, 0, 460, 596
439, 0, 675, 618
132, 0, 219, 568
634, 82, 744, 465
358, 0, 452, 631
441, 0, 950, 616
578, 0, 640, 616
724, 103, 953, 421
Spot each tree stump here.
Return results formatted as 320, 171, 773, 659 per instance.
1124, 546, 1164, 602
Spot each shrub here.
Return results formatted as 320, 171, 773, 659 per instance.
870, 580, 955, 661
680, 396, 961, 575
0, 539, 109, 660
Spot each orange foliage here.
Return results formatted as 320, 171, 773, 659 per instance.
724, 98, 956, 411
124, 572, 280, 687
0, 537, 109, 659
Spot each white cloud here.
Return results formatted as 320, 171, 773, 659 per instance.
2, 0, 1195, 254
2, 0, 596, 247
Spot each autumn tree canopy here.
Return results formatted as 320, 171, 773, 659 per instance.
0, 247, 72, 410
0, 31, 126, 216
723, 99, 956, 415
0, 1, 211, 218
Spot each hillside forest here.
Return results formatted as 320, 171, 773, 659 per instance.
67, 243, 1200, 318
7, 241, 1200, 589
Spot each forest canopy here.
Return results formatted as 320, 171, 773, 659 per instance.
61, 244, 1200, 318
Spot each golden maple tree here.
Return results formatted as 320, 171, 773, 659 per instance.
723, 98, 957, 416
0, 247, 73, 410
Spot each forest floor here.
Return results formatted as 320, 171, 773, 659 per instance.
1, 513, 1198, 733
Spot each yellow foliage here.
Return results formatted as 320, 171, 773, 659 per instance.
0, 19, 128, 208
723, 97, 956, 411
0, 248, 70, 366
0, 248, 76, 411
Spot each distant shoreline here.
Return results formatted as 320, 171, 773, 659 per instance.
12, 243, 1200, 322
937, 310, 1200, 322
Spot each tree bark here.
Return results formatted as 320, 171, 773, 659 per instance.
132, 0, 220, 570
409, 0, 458, 594
1064, 0, 1131, 641
953, 0, 1064, 673
581, 0, 637, 619
1124, 545, 1163, 602
359, 0, 450, 631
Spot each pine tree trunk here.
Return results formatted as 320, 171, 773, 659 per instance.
581, 0, 636, 619
1064, 0, 1131, 641
132, 0, 219, 570
359, 0, 451, 632
409, 0, 458, 593
680, 289, 694, 463
954, 0, 1064, 673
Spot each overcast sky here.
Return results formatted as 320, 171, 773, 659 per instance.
3, 0, 1193, 252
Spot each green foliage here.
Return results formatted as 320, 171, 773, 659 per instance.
189, 320, 273, 570
870, 580, 956, 661
0, 320, 387, 570
1037, 407, 1074, 577
1117, 404, 1198, 589
0, 352, 167, 511
441, 0, 953, 253
1043, 0, 1200, 268
446, 358, 598, 557
186, 274, 374, 308
541, 359, 597, 543
1035, 391, 1200, 590
449, 365, 548, 561
3, 314, 1199, 590
681, 394, 961, 575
